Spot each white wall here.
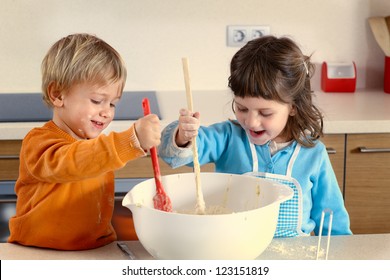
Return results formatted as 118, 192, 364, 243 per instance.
0, 0, 388, 93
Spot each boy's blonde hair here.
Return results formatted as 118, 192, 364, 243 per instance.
41, 33, 127, 107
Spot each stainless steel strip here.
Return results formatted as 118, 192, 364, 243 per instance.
326, 147, 336, 154
359, 146, 390, 153
0, 198, 17, 203
0, 155, 19, 159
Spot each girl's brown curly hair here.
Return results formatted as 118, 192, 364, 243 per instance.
228, 35, 323, 147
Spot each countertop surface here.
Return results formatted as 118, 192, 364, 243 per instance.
1, 89, 390, 140
1, 234, 389, 260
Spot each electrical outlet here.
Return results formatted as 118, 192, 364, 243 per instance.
227, 25, 270, 47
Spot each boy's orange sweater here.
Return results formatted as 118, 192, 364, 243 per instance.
8, 121, 146, 250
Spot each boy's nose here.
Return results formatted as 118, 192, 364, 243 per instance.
100, 107, 113, 119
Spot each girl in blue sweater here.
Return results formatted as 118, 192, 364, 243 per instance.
158, 35, 352, 237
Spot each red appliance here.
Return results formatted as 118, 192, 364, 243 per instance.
321, 62, 356, 93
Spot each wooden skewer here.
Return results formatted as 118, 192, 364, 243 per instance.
182, 57, 206, 214
316, 209, 333, 260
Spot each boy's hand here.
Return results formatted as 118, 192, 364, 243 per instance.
134, 114, 161, 150
176, 108, 200, 147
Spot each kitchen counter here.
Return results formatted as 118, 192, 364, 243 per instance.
1, 89, 390, 140
1, 234, 389, 260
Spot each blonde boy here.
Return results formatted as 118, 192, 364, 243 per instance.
8, 34, 160, 250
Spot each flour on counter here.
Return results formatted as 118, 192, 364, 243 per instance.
266, 242, 325, 260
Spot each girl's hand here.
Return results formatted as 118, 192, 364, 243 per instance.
134, 114, 161, 150
176, 108, 200, 147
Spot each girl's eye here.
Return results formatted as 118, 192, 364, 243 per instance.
260, 112, 273, 117
236, 106, 247, 112
110, 103, 116, 108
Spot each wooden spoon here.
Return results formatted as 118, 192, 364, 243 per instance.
368, 16, 390, 57
181, 57, 206, 215
142, 98, 172, 212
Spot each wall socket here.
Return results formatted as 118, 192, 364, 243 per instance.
227, 25, 270, 47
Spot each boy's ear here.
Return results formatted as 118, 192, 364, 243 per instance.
47, 82, 64, 107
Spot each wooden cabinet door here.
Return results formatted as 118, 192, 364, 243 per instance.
0, 140, 21, 181
345, 133, 390, 234
321, 134, 345, 194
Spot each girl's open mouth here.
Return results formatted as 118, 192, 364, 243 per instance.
249, 129, 265, 138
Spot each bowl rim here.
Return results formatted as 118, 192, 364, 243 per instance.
123, 172, 294, 217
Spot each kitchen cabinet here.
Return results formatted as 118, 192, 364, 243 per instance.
321, 134, 346, 193
322, 133, 390, 234
0, 140, 20, 181
0, 140, 20, 242
344, 133, 390, 234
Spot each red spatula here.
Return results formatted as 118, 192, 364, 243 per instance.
142, 98, 172, 212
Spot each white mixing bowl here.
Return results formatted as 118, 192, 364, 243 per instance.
122, 172, 293, 260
